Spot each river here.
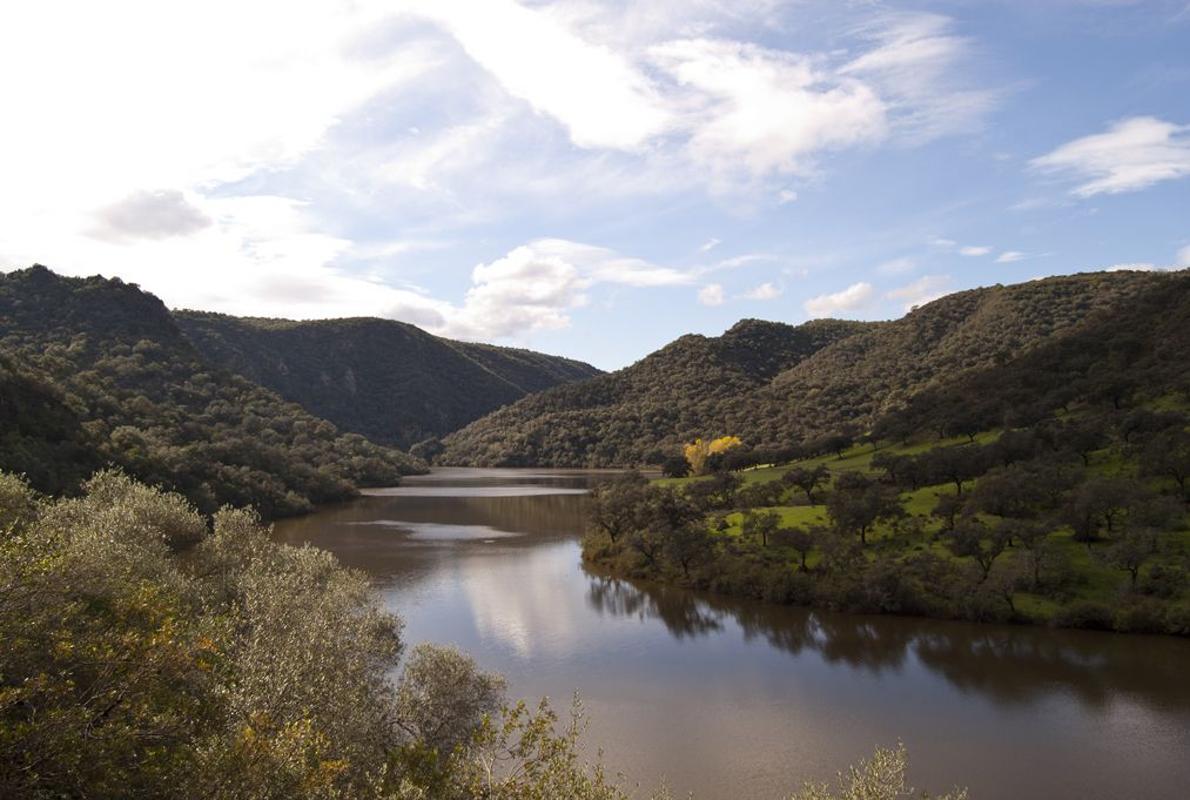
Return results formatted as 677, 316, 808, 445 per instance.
273, 468, 1190, 800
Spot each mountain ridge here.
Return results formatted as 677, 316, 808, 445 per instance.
439, 269, 1187, 467
172, 310, 601, 448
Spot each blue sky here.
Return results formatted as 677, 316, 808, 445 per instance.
1, 0, 1188, 369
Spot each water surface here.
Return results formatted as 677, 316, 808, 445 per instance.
274, 468, 1190, 800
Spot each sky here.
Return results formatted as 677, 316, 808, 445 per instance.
1, 0, 1188, 370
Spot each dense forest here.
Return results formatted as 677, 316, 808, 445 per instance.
440, 271, 1182, 467
0, 469, 961, 800
174, 311, 599, 450
439, 318, 871, 466
0, 266, 424, 518
580, 272, 1190, 634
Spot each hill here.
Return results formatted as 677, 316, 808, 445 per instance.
0, 265, 424, 517
438, 318, 872, 466
172, 312, 600, 449
439, 270, 1185, 467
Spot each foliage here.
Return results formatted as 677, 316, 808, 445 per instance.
442, 270, 1185, 467
174, 311, 599, 449
788, 743, 966, 800
683, 435, 743, 475
439, 318, 869, 466
583, 398, 1190, 634
0, 266, 424, 517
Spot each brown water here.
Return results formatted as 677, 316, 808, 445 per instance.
274, 468, 1190, 800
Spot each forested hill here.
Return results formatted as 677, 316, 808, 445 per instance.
439, 270, 1187, 467
173, 312, 600, 449
0, 265, 424, 517
438, 317, 873, 466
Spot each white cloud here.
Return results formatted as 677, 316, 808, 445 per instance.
698, 283, 726, 306
651, 38, 887, 177
996, 250, 1027, 263
742, 282, 782, 300
876, 256, 916, 275
778, 189, 799, 204
1031, 116, 1190, 196
930, 237, 957, 248
1177, 245, 1190, 266
840, 13, 997, 142
443, 238, 693, 338
407, 0, 671, 151
700, 237, 723, 252
90, 190, 212, 242
959, 245, 992, 256
804, 281, 875, 317
886, 274, 952, 311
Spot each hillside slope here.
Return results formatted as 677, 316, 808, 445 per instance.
440, 270, 1184, 467
749, 270, 1178, 444
0, 265, 423, 517
438, 318, 872, 466
172, 312, 600, 448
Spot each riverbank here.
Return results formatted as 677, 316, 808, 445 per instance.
580, 431, 1190, 637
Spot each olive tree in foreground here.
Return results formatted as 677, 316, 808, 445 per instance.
787, 744, 967, 800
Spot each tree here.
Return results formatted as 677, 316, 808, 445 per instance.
923, 445, 988, 495
787, 743, 967, 800
686, 471, 742, 511
930, 493, 965, 533
1141, 430, 1190, 501
826, 472, 906, 546
588, 472, 648, 543
1103, 530, 1157, 590
1061, 477, 1146, 542
742, 509, 780, 547
946, 520, 1010, 583
775, 526, 816, 571
663, 522, 717, 578
782, 464, 831, 504
738, 479, 786, 509
660, 455, 690, 478
396, 643, 506, 758
1062, 419, 1109, 467
966, 463, 1049, 520
683, 435, 742, 476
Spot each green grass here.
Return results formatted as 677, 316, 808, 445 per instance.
647, 415, 1190, 623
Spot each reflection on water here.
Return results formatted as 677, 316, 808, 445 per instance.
275, 468, 1190, 800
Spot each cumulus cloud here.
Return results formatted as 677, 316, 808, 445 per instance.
698, 283, 726, 306
804, 282, 875, 318
742, 282, 781, 300
406, 0, 671, 151
650, 38, 886, 177
1031, 116, 1190, 196
700, 237, 722, 252
91, 190, 212, 241
402, 3, 992, 189
443, 238, 693, 338
886, 274, 953, 311
996, 250, 1027, 263
959, 245, 992, 256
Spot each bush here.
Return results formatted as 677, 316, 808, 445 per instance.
1164, 602, 1190, 636
1052, 600, 1114, 631
1113, 599, 1168, 634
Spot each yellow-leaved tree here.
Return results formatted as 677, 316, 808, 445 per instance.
683, 436, 743, 476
